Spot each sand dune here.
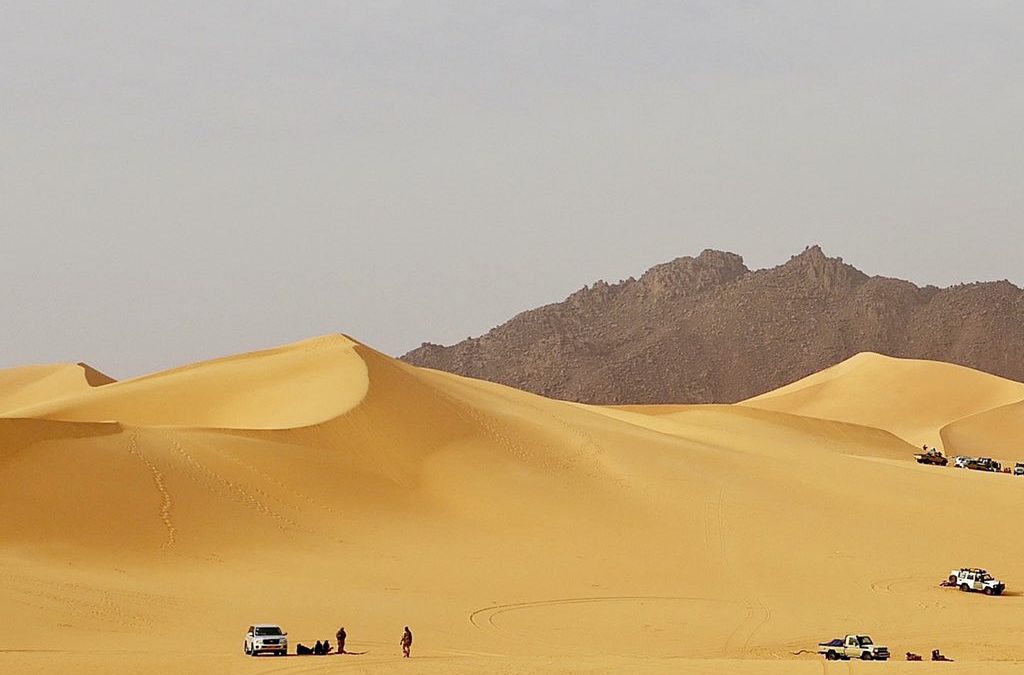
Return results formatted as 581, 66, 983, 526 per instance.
0, 362, 114, 414
941, 398, 1024, 462
742, 351, 1024, 449
4, 335, 368, 428
3, 339, 1024, 674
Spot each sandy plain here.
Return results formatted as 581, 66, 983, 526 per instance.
2, 335, 1024, 674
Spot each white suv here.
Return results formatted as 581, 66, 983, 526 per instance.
949, 568, 1005, 595
244, 624, 288, 656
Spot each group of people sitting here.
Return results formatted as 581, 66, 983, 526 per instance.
905, 649, 953, 661
296, 626, 347, 656
296, 639, 334, 655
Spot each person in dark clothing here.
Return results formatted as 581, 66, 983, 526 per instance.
297, 643, 313, 655
400, 626, 413, 658
322, 639, 332, 655
336, 627, 347, 654
314, 640, 323, 655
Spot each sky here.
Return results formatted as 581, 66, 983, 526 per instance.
2, 1, 1023, 378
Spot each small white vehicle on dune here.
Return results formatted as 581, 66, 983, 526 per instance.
948, 568, 1005, 595
244, 624, 288, 656
817, 634, 890, 661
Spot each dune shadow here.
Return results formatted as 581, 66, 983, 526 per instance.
78, 362, 117, 387
265, 651, 368, 658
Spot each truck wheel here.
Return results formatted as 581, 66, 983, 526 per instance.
243, 642, 250, 655
825, 650, 837, 660
948, 575, 957, 584
861, 652, 872, 660
960, 584, 970, 592
984, 587, 993, 595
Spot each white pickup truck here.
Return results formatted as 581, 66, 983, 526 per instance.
818, 634, 890, 661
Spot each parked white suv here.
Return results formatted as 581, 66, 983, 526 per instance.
949, 568, 1005, 595
244, 624, 288, 656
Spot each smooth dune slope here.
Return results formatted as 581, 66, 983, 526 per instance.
604, 402, 915, 461
742, 351, 1024, 449
3, 339, 1024, 675
0, 362, 114, 414
4, 335, 368, 428
941, 398, 1024, 460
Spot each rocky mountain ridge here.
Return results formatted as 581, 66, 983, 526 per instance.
402, 246, 1024, 404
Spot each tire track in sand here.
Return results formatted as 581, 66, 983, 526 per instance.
470, 596, 703, 630
470, 595, 704, 649
707, 486, 773, 655
470, 595, 759, 657
741, 597, 772, 651
869, 575, 919, 594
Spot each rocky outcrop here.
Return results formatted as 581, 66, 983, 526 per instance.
403, 246, 1024, 403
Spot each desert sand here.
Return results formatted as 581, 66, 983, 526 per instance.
3, 335, 1024, 674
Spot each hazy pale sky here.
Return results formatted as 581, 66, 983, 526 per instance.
2, 1, 1022, 377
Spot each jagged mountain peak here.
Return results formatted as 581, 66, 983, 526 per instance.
402, 248, 1024, 404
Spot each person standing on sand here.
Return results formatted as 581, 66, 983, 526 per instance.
336, 626, 346, 654
400, 626, 413, 658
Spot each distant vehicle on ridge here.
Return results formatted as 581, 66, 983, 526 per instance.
966, 457, 1001, 472
914, 448, 948, 466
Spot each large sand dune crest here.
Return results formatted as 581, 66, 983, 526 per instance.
3, 338, 1024, 673
3, 335, 369, 429
0, 362, 114, 414
742, 351, 1024, 449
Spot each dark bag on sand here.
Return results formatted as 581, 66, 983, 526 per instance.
297, 643, 313, 655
